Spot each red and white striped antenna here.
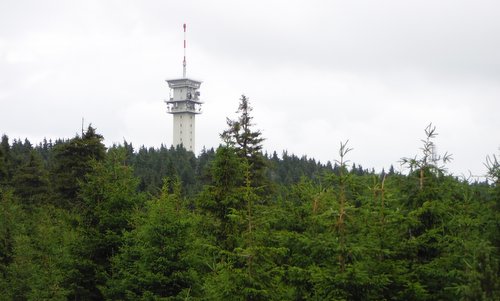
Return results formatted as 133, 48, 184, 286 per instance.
183, 23, 187, 78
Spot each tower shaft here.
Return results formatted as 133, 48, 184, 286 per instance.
172, 113, 195, 150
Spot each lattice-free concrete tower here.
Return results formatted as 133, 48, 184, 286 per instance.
164, 24, 203, 152
165, 78, 202, 152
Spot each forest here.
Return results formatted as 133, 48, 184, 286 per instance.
0, 96, 499, 300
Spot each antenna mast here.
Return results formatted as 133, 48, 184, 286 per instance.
183, 23, 187, 78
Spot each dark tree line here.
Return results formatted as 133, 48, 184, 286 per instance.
0, 95, 499, 300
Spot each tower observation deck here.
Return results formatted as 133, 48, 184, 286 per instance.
165, 78, 203, 152
164, 24, 203, 152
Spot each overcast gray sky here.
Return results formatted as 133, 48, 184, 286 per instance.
1, 0, 499, 178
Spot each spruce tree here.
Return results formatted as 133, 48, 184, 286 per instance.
11, 150, 50, 206
67, 147, 142, 300
51, 125, 106, 208
0, 136, 8, 185
221, 95, 266, 186
104, 177, 198, 300
198, 145, 245, 251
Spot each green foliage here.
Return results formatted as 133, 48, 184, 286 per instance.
51, 125, 106, 208
131, 144, 199, 197
0, 188, 80, 300
0, 136, 8, 185
11, 150, 50, 206
198, 146, 245, 251
67, 147, 143, 300
401, 123, 453, 195
0, 189, 19, 296
221, 95, 264, 159
104, 178, 199, 300
485, 153, 499, 185
1, 121, 499, 300
221, 95, 266, 187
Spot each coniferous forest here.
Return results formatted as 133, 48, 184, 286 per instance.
1, 96, 499, 300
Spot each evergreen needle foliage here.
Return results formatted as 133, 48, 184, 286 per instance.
0, 112, 498, 300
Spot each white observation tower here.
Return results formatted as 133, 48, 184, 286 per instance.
165, 23, 203, 152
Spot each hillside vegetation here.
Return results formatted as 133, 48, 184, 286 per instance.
1, 96, 499, 300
